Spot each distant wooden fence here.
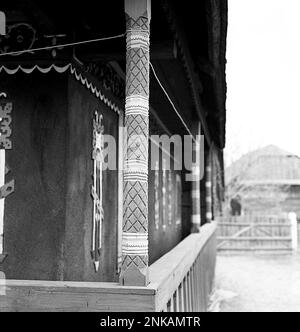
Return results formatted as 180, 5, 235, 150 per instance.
217, 214, 298, 253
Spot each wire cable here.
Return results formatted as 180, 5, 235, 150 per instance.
0, 33, 126, 57
150, 62, 197, 143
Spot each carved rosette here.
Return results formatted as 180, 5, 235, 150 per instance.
120, 0, 151, 286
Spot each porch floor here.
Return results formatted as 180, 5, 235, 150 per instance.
214, 253, 300, 312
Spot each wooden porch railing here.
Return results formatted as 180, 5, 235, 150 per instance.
0, 222, 217, 312
150, 222, 216, 312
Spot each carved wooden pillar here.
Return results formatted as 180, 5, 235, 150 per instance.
120, 0, 151, 286
205, 147, 213, 223
191, 122, 202, 233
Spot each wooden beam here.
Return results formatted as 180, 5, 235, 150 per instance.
0, 281, 156, 312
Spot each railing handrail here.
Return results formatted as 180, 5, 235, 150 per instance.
149, 222, 217, 311
0, 222, 217, 312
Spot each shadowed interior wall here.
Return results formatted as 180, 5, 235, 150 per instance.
0, 72, 68, 281
148, 142, 184, 264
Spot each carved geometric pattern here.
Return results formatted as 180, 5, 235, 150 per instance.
126, 16, 149, 31
125, 114, 148, 162
122, 10, 150, 285
122, 254, 148, 270
0, 101, 12, 149
126, 48, 149, 97
123, 181, 148, 233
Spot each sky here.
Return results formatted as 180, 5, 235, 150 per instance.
225, 0, 300, 166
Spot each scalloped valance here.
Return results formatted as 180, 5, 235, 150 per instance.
0, 63, 122, 115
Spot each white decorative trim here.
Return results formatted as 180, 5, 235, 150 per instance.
0, 63, 122, 115
175, 174, 182, 226
69, 66, 121, 115
168, 171, 172, 225
125, 95, 149, 117
122, 233, 148, 255
206, 182, 212, 188
91, 111, 104, 272
206, 196, 212, 203
124, 160, 148, 175
126, 33, 149, 50
192, 165, 200, 176
154, 161, 160, 230
123, 172, 148, 183
192, 214, 201, 225
192, 190, 200, 199
0, 64, 71, 75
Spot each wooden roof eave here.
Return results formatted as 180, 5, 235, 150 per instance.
160, 0, 212, 146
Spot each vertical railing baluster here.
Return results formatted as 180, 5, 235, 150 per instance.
170, 294, 175, 312
196, 255, 201, 311
190, 267, 195, 312
184, 276, 188, 311
179, 283, 184, 312
167, 300, 171, 312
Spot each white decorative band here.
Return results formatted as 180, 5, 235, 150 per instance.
205, 182, 212, 188
122, 233, 148, 255
126, 95, 149, 107
192, 190, 200, 199
125, 95, 149, 115
206, 212, 213, 220
192, 215, 201, 225
126, 33, 149, 50
206, 196, 212, 203
124, 172, 148, 182
192, 166, 200, 176
125, 159, 148, 167
206, 166, 212, 172
126, 107, 149, 117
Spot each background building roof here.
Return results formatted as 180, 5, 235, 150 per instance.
226, 145, 300, 187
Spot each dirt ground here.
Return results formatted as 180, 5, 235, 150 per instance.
214, 253, 300, 312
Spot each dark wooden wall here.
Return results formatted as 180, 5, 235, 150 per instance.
64, 76, 119, 282
1, 72, 68, 281
0, 71, 119, 282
